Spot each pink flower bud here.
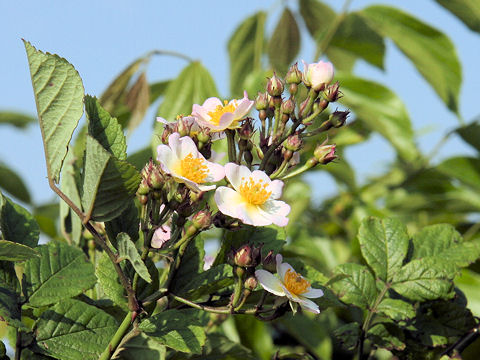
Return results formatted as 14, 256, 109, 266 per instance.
314, 142, 337, 165
266, 73, 284, 97
302, 60, 334, 91
255, 92, 268, 111
192, 209, 213, 230
285, 63, 302, 85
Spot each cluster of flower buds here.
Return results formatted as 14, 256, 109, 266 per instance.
250, 60, 345, 179
136, 159, 165, 205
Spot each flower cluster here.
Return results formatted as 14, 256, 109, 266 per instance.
137, 60, 344, 315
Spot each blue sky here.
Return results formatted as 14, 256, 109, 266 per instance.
1, 0, 479, 205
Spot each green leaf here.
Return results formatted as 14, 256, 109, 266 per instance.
125, 72, 150, 135
435, 0, 480, 33
455, 121, 480, 152
171, 237, 205, 294
337, 72, 419, 162
105, 200, 140, 245
333, 322, 361, 351
24, 241, 96, 307
153, 62, 218, 150
60, 148, 82, 245
0, 162, 31, 203
114, 333, 166, 360
23, 40, 84, 183
412, 224, 480, 268
179, 264, 233, 300
330, 263, 377, 308
391, 257, 455, 301
82, 135, 141, 222
437, 156, 480, 191
149, 80, 170, 104
0, 192, 39, 247
359, 5, 462, 114
85, 95, 127, 160
330, 13, 385, 69
0, 111, 35, 129
228, 12, 266, 97
100, 57, 146, 113
96, 252, 158, 310
34, 202, 59, 238
234, 315, 273, 360
413, 297, 476, 346
299, 0, 335, 40
35, 299, 118, 360
0, 261, 23, 328
280, 313, 332, 358
139, 309, 206, 354
0, 240, 39, 261
169, 333, 255, 360
358, 217, 409, 282
117, 232, 151, 283
367, 322, 405, 351
95, 251, 128, 310
377, 298, 415, 321
268, 8, 300, 74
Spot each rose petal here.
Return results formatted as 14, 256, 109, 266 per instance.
298, 297, 320, 314
255, 270, 285, 297
269, 180, 284, 199
277, 261, 295, 283
302, 287, 324, 299
258, 200, 291, 227
177, 135, 200, 159
215, 186, 245, 219
224, 163, 252, 191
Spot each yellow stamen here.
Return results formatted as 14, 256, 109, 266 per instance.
207, 100, 237, 126
284, 269, 310, 296
239, 177, 272, 205
180, 153, 208, 183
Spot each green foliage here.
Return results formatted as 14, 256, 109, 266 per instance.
117, 232, 151, 283
23, 241, 96, 307
82, 135, 141, 222
11, 2, 480, 357
0, 162, 31, 203
268, 8, 300, 75
35, 299, 118, 360
228, 12, 266, 97
359, 5, 462, 114
0, 191, 39, 247
139, 309, 207, 354
0, 240, 39, 261
23, 40, 84, 183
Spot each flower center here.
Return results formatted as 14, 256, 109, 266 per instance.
207, 100, 237, 126
180, 153, 208, 183
239, 177, 272, 205
284, 269, 310, 296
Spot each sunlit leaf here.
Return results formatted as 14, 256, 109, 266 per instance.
24, 241, 96, 307
359, 5, 461, 113
358, 217, 409, 282
24, 40, 84, 183
126, 72, 150, 135
268, 8, 300, 74
228, 12, 266, 97
35, 299, 118, 360
330, 263, 377, 308
82, 135, 141, 222
0, 111, 35, 129
0, 240, 38, 261
337, 72, 419, 162
0, 162, 31, 203
117, 232, 151, 283
435, 0, 480, 33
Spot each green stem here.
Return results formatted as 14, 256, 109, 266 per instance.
272, 99, 282, 137
280, 163, 312, 180
358, 284, 390, 360
99, 311, 133, 360
226, 129, 237, 162
270, 159, 289, 179
231, 274, 244, 308
170, 293, 275, 315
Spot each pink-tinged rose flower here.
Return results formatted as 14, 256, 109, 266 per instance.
302, 60, 334, 91
255, 254, 324, 314
214, 163, 290, 227
191, 91, 254, 132
156, 133, 225, 192
151, 225, 171, 249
